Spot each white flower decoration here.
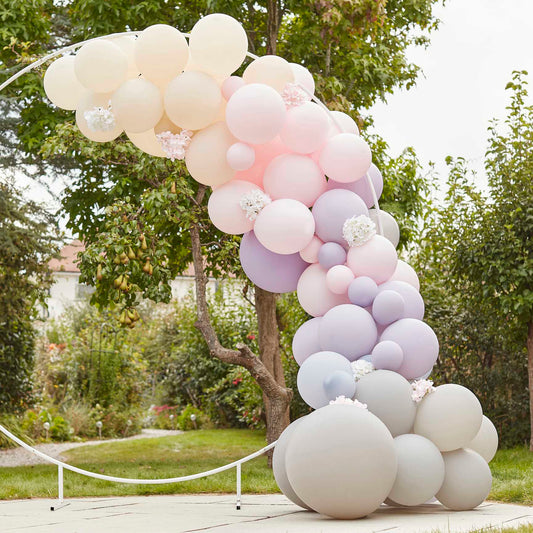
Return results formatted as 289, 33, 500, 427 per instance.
84, 105, 116, 132
342, 214, 376, 247
281, 82, 310, 108
156, 130, 193, 161
351, 359, 375, 381
329, 395, 368, 409
239, 189, 272, 221
411, 379, 436, 403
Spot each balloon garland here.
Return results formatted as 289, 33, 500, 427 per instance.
39, 14, 499, 520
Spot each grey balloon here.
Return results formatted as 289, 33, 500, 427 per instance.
297, 351, 353, 409
354, 370, 416, 437
436, 449, 492, 510
272, 418, 312, 510
285, 404, 397, 519
388, 434, 445, 506
466, 415, 499, 463
323, 370, 356, 401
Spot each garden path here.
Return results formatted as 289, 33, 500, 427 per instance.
0, 429, 183, 467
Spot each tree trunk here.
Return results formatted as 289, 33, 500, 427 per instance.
527, 320, 533, 452
266, 0, 281, 55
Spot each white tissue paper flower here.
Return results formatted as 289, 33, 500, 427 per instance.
411, 379, 436, 402
351, 359, 375, 381
281, 82, 310, 108
84, 106, 116, 132
156, 130, 193, 161
329, 395, 368, 409
239, 189, 272, 221
342, 214, 376, 247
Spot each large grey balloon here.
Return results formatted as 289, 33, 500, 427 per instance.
466, 415, 499, 463
297, 351, 353, 409
388, 434, 445, 506
354, 370, 416, 437
436, 449, 492, 510
285, 404, 397, 519
272, 418, 312, 510
414, 384, 483, 452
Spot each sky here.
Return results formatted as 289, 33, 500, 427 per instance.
370, 0, 533, 188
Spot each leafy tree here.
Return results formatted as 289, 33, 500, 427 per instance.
0, 178, 59, 411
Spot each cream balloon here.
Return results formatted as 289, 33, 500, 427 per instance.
127, 129, 166, 157
112, 36, 140, 79
154, 113, 180, 134
44, 56, 86, 110
369, 209, 400, 248
243, 55, 294, 92
185, 122, 236, 187
111, 78, 163, 133
189, 14, 248, 78
466, 415, 499, 463
135, 24, 189, 86
74, 40, 128, 93
76, 92, 122, 143
164, 71, 222, 131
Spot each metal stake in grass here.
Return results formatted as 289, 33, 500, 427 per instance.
96, 420, 103, 439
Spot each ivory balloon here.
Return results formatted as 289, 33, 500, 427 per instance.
44, 56, 86, 110
111, 78, 163, 133
243, 55, 294, 92
347, 235, 398, 284
185, 122, 236, 187
189, 14, 248, 78
414, 384, 483, 452
135, 24, 189, 86
466, 415, 499, 463
369, 209, 400, 248
127, 129, 166, 157
76, 92, 122, 143
74, 40, 127, 93
389, 259, 420, 291
290, 63, 315, 94
164, 71, 222, 131
154, 113, 180, 134
280, 102, 330, 154
112, 36, 140, 79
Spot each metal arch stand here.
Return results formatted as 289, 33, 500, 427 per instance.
50, 465, 70, 511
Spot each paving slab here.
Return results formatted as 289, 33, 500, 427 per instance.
0, 494, 532, 533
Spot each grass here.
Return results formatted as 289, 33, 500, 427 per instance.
489, 447, 533, 505
0, 429, 278, 499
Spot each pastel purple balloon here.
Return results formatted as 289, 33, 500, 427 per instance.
380, 319, 439, 380
239, 231, 307, 293
327, 163, 384, 208
319, 304, 378, 361
348, 276, 378, 307
372, 290, 405, 325
372, 340, 404, 371
318, 242, 347, 269
378, 280, 425, 320
312, 189, 368, 245
323, 370, 356, 401
292, 317, 322, 366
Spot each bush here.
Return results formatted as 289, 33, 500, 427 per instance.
177, 405, 209, 431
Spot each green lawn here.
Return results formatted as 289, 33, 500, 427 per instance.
1, 430, 533, 505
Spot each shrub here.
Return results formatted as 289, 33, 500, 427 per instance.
177, 405, 209, 431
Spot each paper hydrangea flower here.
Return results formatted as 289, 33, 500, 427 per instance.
156, 130, 193, 161
411, 379, 436, 402
281, 82, 310, 108
239, 189, 272, 221
84, 106, 116, 132
351, 359, 375, 381
343, 214, 376, 247
329, 395, 368, 409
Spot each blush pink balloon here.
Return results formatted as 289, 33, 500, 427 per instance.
319, 133, 372, 183
235, 137, 289, 187
297, 263, 350, 317
254, 198, 315, 255
347, 235, 398, 284
263, 154, 326, 207
221, 76, 245, 100
207, 180, 260, 234
326, 265, 354, 294
226, 83, 286, 145
226, 142, 255, 171
290, 63, 315, 94
389, 259, 420, 291
299, 235, 323, 263
280, 102, 329, 154
328, 110, 359, 135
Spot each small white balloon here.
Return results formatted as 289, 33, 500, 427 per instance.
369, 209, 400, 248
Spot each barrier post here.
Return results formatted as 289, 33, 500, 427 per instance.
236, 463, 242, 510
51, 465, 69, 511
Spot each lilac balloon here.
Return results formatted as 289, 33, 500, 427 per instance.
327, 163, 384, 208
319, 304, 378, 361
292, 317, 322, 366
372, 290, 405, 326
240, 231, 307, 293
323, 370, 356, 401
378, 280, 424, 320
312, 189, 368, 245
348, 276, 378, 307
380, 319, 439, 380
318, 242, 346, 269
372, 340, 404, 371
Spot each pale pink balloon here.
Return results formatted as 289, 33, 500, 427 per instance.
297, 263, 350, 317
221, 76, 245, 100
226, 142, 255, 171
290, 63, 315, 94
280, 102, 329, 154
263, 154, 326, 207
226, 83, 286, 145
319, 133, 372, 183
347, 235, 398, 284
254, 199, 315, 255
389, 259, 420, 291
326, 265, 354, 294
235, 136, 289, 187
328, 110, 359, 135
207, 180, 260, 234
299, 235, 323, 263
